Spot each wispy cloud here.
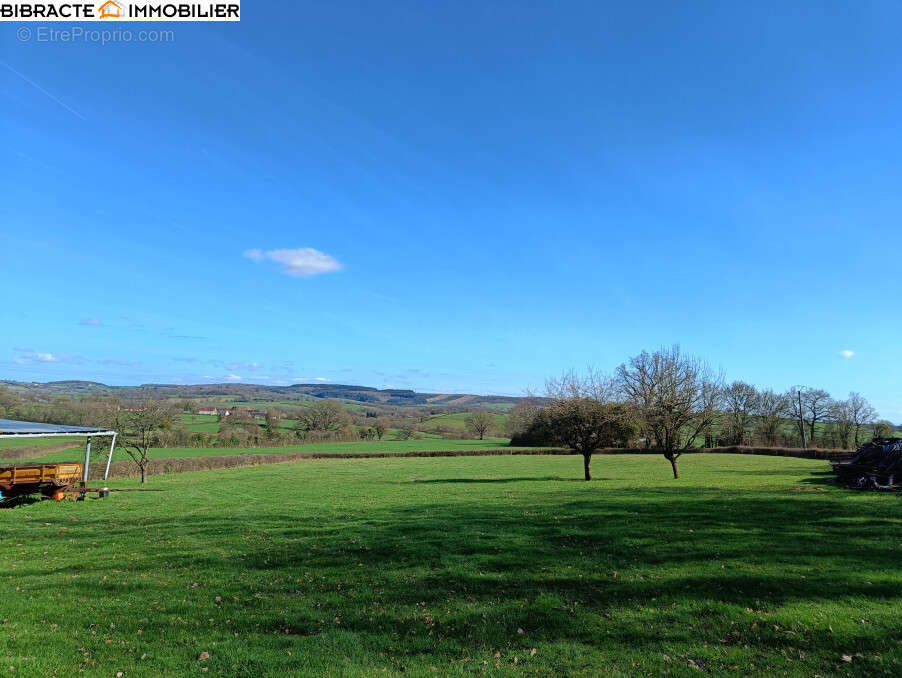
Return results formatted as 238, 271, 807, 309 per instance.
166, 333, 209, 341
97, 359, 141, 367
840, 349, 855, 359
225, 361, 262, 371
79, 317, 102, 326
15, 353, 57, 364
14, 348, 79, 364
243, 248, 342, 278
227, 374, 242, 381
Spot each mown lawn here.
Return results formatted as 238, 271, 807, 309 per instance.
1, 454, 901, 677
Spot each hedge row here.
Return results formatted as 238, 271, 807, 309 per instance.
88, 445, 850, 480
592, 446, 850, 460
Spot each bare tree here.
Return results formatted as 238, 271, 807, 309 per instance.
803, 388, 834, 444
722, 381, 759, 446
616, 346, 723, 479
546, 367, 615, 402
373, 419, 387, 440
543, 398, 636, 480
465, 410, 493, 440
397, 423, 416, 440
531, 370, 636, 480
505, 397, 544, 439
784, 389, 806, 447
829, 399, 855, 449
846, 392, 877, 447
784, 388, 834, 446
299, 400, 352, 432
755, 389, 789, 446
0, 386, 17, 417
264, 409, 283, 439
114, 401, 173, 484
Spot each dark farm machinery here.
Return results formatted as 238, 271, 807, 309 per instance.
831, 438, 902, 491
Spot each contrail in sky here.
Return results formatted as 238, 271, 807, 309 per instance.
2, 61, 87, 121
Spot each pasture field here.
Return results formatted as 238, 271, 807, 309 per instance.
2, 454, 901, 677
421, 412, 508, 435
0, 436, 84, 462
0, 437, 520, 465
181, 413, 470, 437
182, 414, 221, 433
0, 436, 83, 451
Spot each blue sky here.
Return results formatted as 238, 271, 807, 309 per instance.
2, 2, 901, 419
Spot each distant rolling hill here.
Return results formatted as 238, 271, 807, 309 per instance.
0, 380, 530, 411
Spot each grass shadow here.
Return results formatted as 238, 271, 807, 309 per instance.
411, 475, 578, 484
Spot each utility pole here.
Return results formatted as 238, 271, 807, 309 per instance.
798, 390, 807, 449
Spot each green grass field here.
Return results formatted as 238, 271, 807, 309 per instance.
182, 414, 221, 433
421, 412, 508, 435
0, 435, 83, 451
2, 453, 900, 676
0, 437, 520, 465
180, 412, 480, 437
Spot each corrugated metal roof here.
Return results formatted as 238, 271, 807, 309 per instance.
0, 419, 114, 435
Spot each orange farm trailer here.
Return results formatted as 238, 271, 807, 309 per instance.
0, 419, 118, 502
0, 463, 84, 500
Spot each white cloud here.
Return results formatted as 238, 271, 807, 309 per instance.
314, 377, 329, 382
15, 349, 62, 363
226, 361, 261, 371
840, 349, 855, 359
243, 248, 342, 278
227, 374, 242, 381
79, 317, 102, 326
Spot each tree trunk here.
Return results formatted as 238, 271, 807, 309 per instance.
667, 454, 679, 479
140, 465, 147, 484
583, 453, 592, 481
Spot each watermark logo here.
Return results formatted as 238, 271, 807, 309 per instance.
1, 1, 240, 21
98, 1, 121, 18
17, 24, 176, 43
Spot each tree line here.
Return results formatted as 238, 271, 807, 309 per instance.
506, 345, 893, 481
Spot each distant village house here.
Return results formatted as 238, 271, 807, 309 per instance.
197, 407, 231, 417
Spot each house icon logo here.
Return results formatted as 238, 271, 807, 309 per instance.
98, 0, 122, 18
